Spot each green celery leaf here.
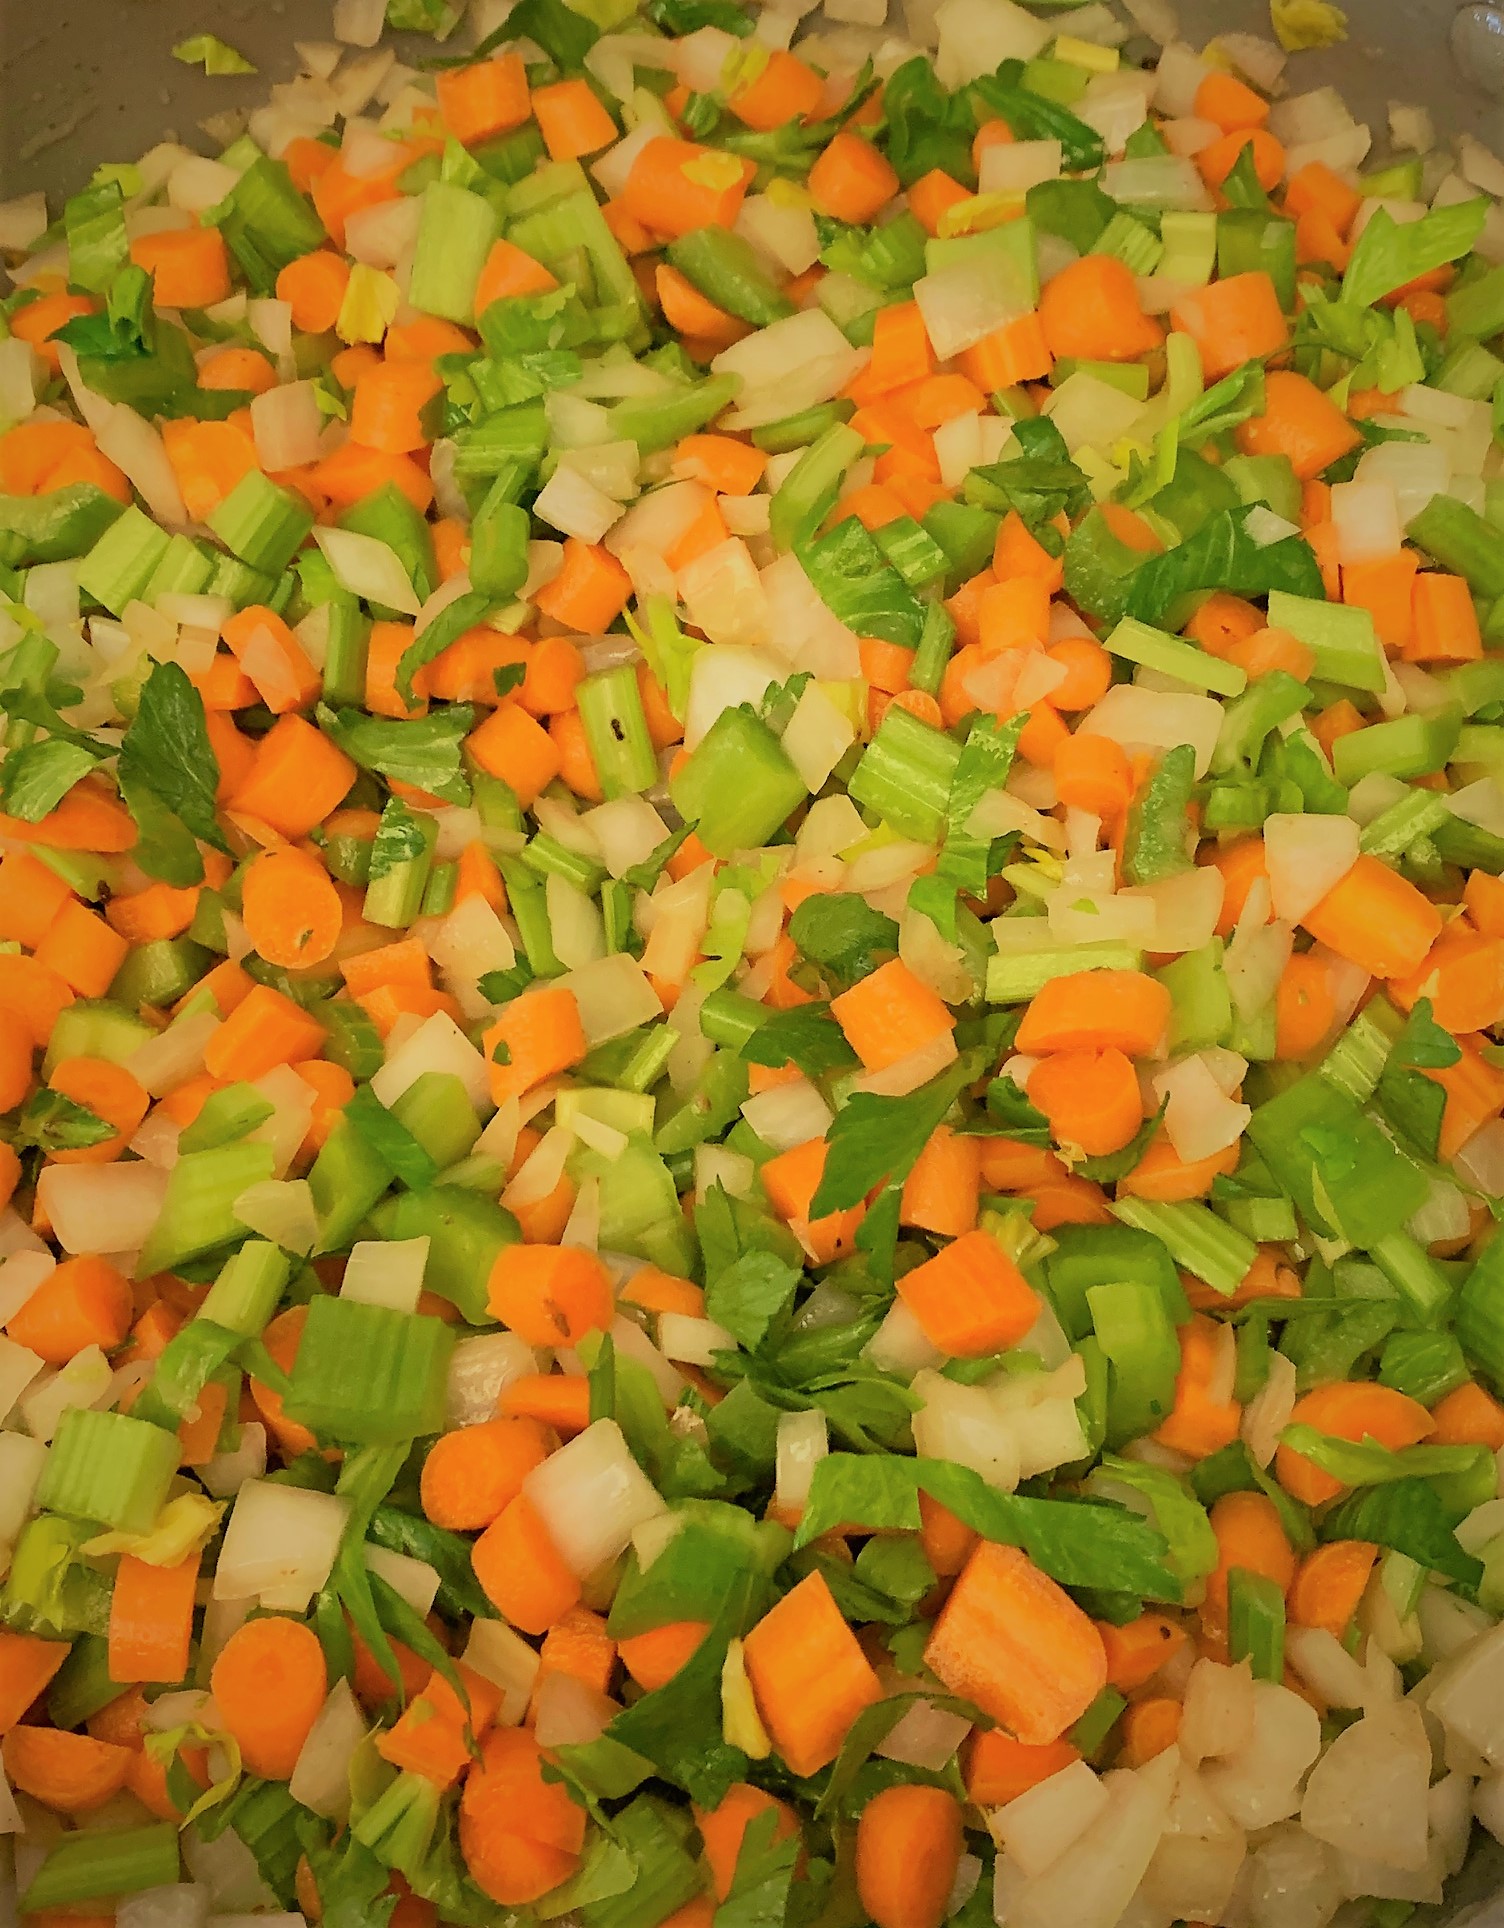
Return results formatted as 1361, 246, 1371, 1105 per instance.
740, 1003, 859, 1079
0, 738, 100, 822
810, 1055, 978, 1218
320, 704, 475, 805
1123, 506, 1324, 627
705, 1251, 803, 1353
15, 1089, 115, 1153
787, 892, 900, 995
117, 660, 226, 871
1376, 996, 1460, 1161
395, 589, 493, 709
1343, 198, 1489, 311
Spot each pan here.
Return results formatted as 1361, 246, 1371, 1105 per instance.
3, 0, 1504, 1920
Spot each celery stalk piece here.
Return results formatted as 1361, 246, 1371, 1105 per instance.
1104, 617, 1247, 698
135, 1142, 278, 1277
207, 470, 316, 577
1110, 1198, 1259, 1299
986, 941, 1147, 1005
1265, 590, 1386, 692
409, 182, 501, 324
21, 1825, 180, 1913
37, 1408, 181, 1534
848, 704, 962, 843
283, 1295, 454, 1445
577, 664, 659, 799
76, 505, 171, 616
670, 707, 807, 857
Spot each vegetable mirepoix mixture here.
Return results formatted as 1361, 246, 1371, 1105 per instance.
10, 0, 1504, 1924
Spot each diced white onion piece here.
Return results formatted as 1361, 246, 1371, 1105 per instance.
979, 140, 1062, 195
741, 1080, 833, 1154
1180, 1658, 1257, 1766
658, 1312, 737, 1368
774, 1408, 828, 1513
0, 1432, 48, 1554
608, 1313, 685, 1406
933, 0, 1048, 86
852, 1028, 958, 1099
340, 1237, 428, 1313
1079, 685, 1223, 776
289, 1679, 366, 1823
993, 1760, 1110, 1876
912, 1369, 1020, 1487
114, 1888, 213, 1928
0, 1250, 54, 1328
533, 1671, 619, 1750
1285, 1626, 1370, 1710
215, 1480, 350, 1608
198, 1421, 268, 1500
1263, 811, 1360, 923
0, 1337, 45, 1428
874, 1696, 973, 1772
736, 194, 821, 277
365, 1542, 440, 1619
1241, 1347, 1296, 1470
251, 380, 325, 473
1151, 40, 1210, 114
781, 681, 855, 793
446, 1332, 536, 1430
695, 1143, 756, 1200
1331, 478, 1402, 565
715, 309, 867, 431
313, 525, 419, 615
369, 1010, 491, 1115
1202, 1680, 1322, 1830
1299, 1699, 1432, 1872
914, 254, 1029, 362
760, 552, 863, 677
36, 1163, 168, 1257
1457, 1117, 1504, 1197
463, 1619, 542, 1726
98, 404, 187, 527
679, 538, 772, 651
1154, 1054, 1250, 1163
232, 1179, 318, 1256
524, 1419, 668, 1577
583, 797, 670, 880
1103, 155, 1213, 211
334, 0, 386, 44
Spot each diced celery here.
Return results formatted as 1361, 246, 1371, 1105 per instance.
1104, 616, 1247, 697
1265, 591, 1386, 692
37, 1408, 180, 1534
76, 505, 171, 615
208, 469, 315, 576
409, 182, 501, 323
284, 1295, 454, 1444
577, 664, 658, 799
986, 941, 1146, 1004
848, 704, 961, 843
1332, 707, 1462, 785
136, 1141, 278, 1276
670, 707, 806, 857
370, 1187, 519, 1322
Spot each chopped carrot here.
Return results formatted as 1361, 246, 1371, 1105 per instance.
924, 1540, 1107, 1745
855, 1785, 964, 1928
2, 1725, 132, 1814
1039, 254, 1163, 363
1288, 1541, 1379, 1639
741, 1571, 883, 1776
472, 1494, 582, 1634
897, 1228, 1040, 1358
210, 1615, 328, 1780
421, 1415, 552, 1531
1276, 1383, 1434, 1507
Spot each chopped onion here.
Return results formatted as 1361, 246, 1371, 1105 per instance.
365, 1542, 440, 1618
741, 1079, 833, 1154
1241, 1347, 1296, 1469
198, 1421, 267, 1500
464, 1618, 542, 1725
446, 1332, 536, 1429
1103, 155, 1213, 212
0, 1250, 54, 1327
658, 1311, 737, 1367
1181, 1658, 1256, 1766
533, 1670, 618, 1748
214, 1478, 350, 1609
979, 139, 1063, 195
1080, 684, 1223, 776
865, 1298, 945, 1376
345, 194, 422, 270
313, 525, 420, 615
370, 1009, 491, 1114
774, 1408, 828, 1513
1262, 810, 1359, 922
340, 1236, 428, 1313
289, 1680, 366, 1823
875, 1695, 973, 1770
1300, 1699, 1432, 1872
1202, 1680, 1321, 1830
993, 1760, 1110, 1875
98, 404, 187, 527
781, 681, 855, 793
524, 1418, 668, 1577
716, 309, 867, 430
36, 1163, 168, 1257
1154, 1053, 1250, 1162
933, 0, 1048, 87
679, 537, 772, 651
232, 1179, 318, 1256
912, 1369, 1019, 1488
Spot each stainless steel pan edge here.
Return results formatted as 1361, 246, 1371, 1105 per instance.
4, 0, 1504, 1919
